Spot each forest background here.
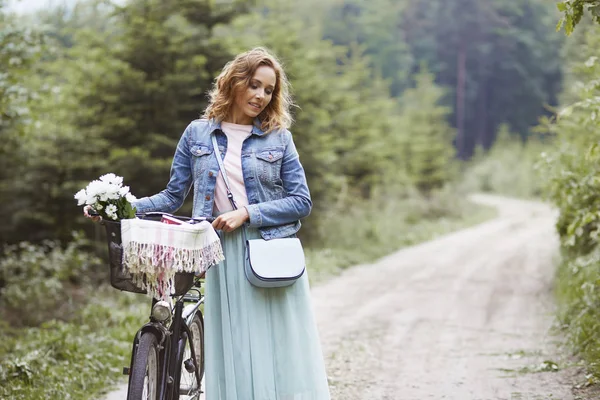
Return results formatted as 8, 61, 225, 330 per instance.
2, 0, 600, 398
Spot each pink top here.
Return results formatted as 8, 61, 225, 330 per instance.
214, 122, 253, 213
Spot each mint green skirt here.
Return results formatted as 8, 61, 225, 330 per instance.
204, 226, 330, 400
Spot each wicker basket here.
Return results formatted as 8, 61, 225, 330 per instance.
103, 220, 195, 295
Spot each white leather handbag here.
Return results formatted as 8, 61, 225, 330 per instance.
212, 134, 306, 288
245, 236, 305, 287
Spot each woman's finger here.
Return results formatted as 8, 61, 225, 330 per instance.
213, 216, 225, 230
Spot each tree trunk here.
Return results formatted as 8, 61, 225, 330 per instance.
456, 39, 467, 159
476, 67, 488, 149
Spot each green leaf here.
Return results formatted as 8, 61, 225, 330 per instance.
590, 4, 600, 18
557, 2, 567, 12
566, 16, 574, 36
559, 105, 574, 118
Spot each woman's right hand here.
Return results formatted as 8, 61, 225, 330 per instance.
83, 205, 102, 222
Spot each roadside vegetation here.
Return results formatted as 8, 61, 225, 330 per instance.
540, 14, 600, 382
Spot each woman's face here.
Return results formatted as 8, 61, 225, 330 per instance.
231, 65, 276, 124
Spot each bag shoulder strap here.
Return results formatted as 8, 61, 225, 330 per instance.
211, 133, 238, 211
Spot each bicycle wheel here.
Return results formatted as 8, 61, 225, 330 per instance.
128, 332, 160, 400
176, 312, 204, 399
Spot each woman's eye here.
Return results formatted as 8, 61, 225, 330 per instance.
251, 85, 258, 90
266, 90, 273, 95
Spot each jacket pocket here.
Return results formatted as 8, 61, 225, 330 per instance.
190, 143, 213, 175
255, 147, 284, 185
190, 144, 212, 157
256, 148, 284, 162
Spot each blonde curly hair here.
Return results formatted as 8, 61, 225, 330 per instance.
203, 47, 294, 133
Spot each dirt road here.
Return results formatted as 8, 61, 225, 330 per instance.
102, 194, 578, 400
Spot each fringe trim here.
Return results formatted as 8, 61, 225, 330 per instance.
122, 240, 224, 301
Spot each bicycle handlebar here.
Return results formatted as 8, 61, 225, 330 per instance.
87, 208, 216, 224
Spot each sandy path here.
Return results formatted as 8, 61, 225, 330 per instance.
102, 194, 576, 400
317, 194, 572, 400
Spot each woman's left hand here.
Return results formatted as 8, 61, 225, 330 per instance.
212, 208, 249, 232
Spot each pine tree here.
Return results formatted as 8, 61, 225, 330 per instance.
399, 67, 455, 194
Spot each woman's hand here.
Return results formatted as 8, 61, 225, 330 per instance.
83, 205, 102, 222
212, 208, 249, 232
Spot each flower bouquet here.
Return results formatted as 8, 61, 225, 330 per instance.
74, 173, 137, 220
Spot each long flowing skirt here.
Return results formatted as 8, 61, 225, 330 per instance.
205, 226, 331, 400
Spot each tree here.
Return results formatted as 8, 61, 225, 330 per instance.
557, 0, 600, 35
322, 0, 413, 97
0, 2, 46, 243
319, 0, 562, 159
402, 0, 562, 157
399, 67, 456, 194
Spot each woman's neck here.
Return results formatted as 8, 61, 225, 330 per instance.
224, 110, 253, 125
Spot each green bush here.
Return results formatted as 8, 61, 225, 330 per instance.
459, 125, 547, 199
0, 233, 103, 327
0, 289, 147, 400
540, 23, 600, 380
555, 247, 600, 376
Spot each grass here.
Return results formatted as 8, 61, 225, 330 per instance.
0, 288, 148, 400
554, 246, 600, 379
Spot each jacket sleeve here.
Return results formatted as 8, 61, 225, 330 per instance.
132, 124, 193, 214
244, 131, 312, 227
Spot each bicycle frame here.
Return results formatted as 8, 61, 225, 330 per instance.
126, 286, 204, 400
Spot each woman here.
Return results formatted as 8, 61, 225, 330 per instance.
89, 47, 331, 399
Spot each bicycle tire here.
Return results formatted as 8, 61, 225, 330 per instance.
175, 312, 204, 399
128, 332, 160, 400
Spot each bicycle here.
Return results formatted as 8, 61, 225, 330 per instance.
94, 210, 216, 400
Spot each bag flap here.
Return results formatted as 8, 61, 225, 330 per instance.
247, 238, 305, 279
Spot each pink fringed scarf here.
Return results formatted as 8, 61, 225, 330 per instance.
120, 218, 224, 300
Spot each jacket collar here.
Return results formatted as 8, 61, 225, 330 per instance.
209, 118, 267, 136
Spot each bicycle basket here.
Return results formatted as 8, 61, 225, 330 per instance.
102, 220, 195, 296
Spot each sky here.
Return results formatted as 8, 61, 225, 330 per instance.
6, 0, 73, 13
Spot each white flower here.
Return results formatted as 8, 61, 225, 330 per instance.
85, 180, 104, 203
105, 204, 118, 220
95, 181, 119, 201
119, 186, 130, 196
74, 189, 87, 206
95, 203, 103, 210
126, 193, 137, 203
99, 173, 123, 186
106, 183, 121, 200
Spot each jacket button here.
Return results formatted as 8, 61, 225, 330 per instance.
205, 195, 211, 201
208, 171, 214, 177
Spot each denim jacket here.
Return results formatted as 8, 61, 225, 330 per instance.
132, 119, 312, 240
